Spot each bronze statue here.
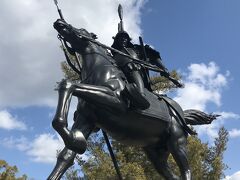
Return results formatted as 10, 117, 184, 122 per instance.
48, 3, 219, 180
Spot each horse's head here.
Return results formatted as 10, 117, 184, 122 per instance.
53, 19, 97, 49
54, 19, 75, 41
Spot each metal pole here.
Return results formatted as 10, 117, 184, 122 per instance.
102, 130, 123, 180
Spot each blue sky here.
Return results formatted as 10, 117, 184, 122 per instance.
0, 0, 239, 179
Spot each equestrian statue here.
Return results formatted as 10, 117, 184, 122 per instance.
48, 3, 218, 180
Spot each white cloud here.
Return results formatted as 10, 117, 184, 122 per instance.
0, 110, 27, 130
193, 111, 240, 141
224, 171, 240, 180
66, 97, 78, 128
174, 62, 228, 111
187, 62, 227, 87
1, 133, 64, 164
1, 132, 90, 164
194, 119, 224, 141
2, 136, 29, 151
229, 129, 240, 138
173, 62, 232, 141
0, 0, 146, 108
218, 112, 240, 120
27, 133, 64, 163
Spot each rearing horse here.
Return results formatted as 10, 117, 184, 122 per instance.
48, 19, 218, 180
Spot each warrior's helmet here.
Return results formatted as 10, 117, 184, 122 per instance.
112, 4, 133, 50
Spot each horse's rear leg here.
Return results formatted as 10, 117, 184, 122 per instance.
168, 117, 191, 180
144, 145, 179, 180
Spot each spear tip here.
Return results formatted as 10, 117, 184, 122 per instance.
54, 0, 58, 6
118, 4, 123, 21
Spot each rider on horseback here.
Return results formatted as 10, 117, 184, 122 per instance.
111, 5, 169, 110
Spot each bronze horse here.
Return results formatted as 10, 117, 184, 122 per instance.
48, 19, 218, 180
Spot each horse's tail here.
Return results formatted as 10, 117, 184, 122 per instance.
184, 109, 220, 125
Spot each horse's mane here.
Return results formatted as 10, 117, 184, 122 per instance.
78, 28, 97, 40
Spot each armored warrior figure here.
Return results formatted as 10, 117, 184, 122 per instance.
111, 5, 169, 109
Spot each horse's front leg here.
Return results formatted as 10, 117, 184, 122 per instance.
49, 109, 95, 180
52, 80, 87, 154
47, 147, 76, 180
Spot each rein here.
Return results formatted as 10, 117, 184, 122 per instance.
58, 35, 82, 76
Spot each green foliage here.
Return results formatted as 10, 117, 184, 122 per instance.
0, 160, 27, 180
205, 127, 229, 180
60, 46, 81, 82
62, 166, 84, 180
61, 61, 80, 81
187, 136, 209, 178
150, 70, 181, 92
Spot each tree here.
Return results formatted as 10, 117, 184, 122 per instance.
60, 50, 229, 179
0, 160, 27, 180
205, 127, 229, 180
62, 166, 85, 180
150, 70, 181, 92
186, 128, 228, 180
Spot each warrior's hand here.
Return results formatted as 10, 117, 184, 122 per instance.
160, 70, 184, 88
145, 45, 160, 58
169, 76, 184, 88
160, 69, 170, 77
175, 80, 184, 88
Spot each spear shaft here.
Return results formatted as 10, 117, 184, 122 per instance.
54, 0, 64, 20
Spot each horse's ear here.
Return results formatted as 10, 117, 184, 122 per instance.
91, 33, 98, 39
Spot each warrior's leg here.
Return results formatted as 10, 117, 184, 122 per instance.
144, 145, 179, 180
72, 83, 127, 113
168, 116, 191, 180
125, 70, 150, 109
129, 70, 145, 94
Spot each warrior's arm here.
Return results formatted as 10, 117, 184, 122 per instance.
144, 45, 169, 75
134, 44, 183, 87
152, 57, 168, 72
133, 44, 168, 73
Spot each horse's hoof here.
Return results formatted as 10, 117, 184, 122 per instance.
66, 129, 87, 154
